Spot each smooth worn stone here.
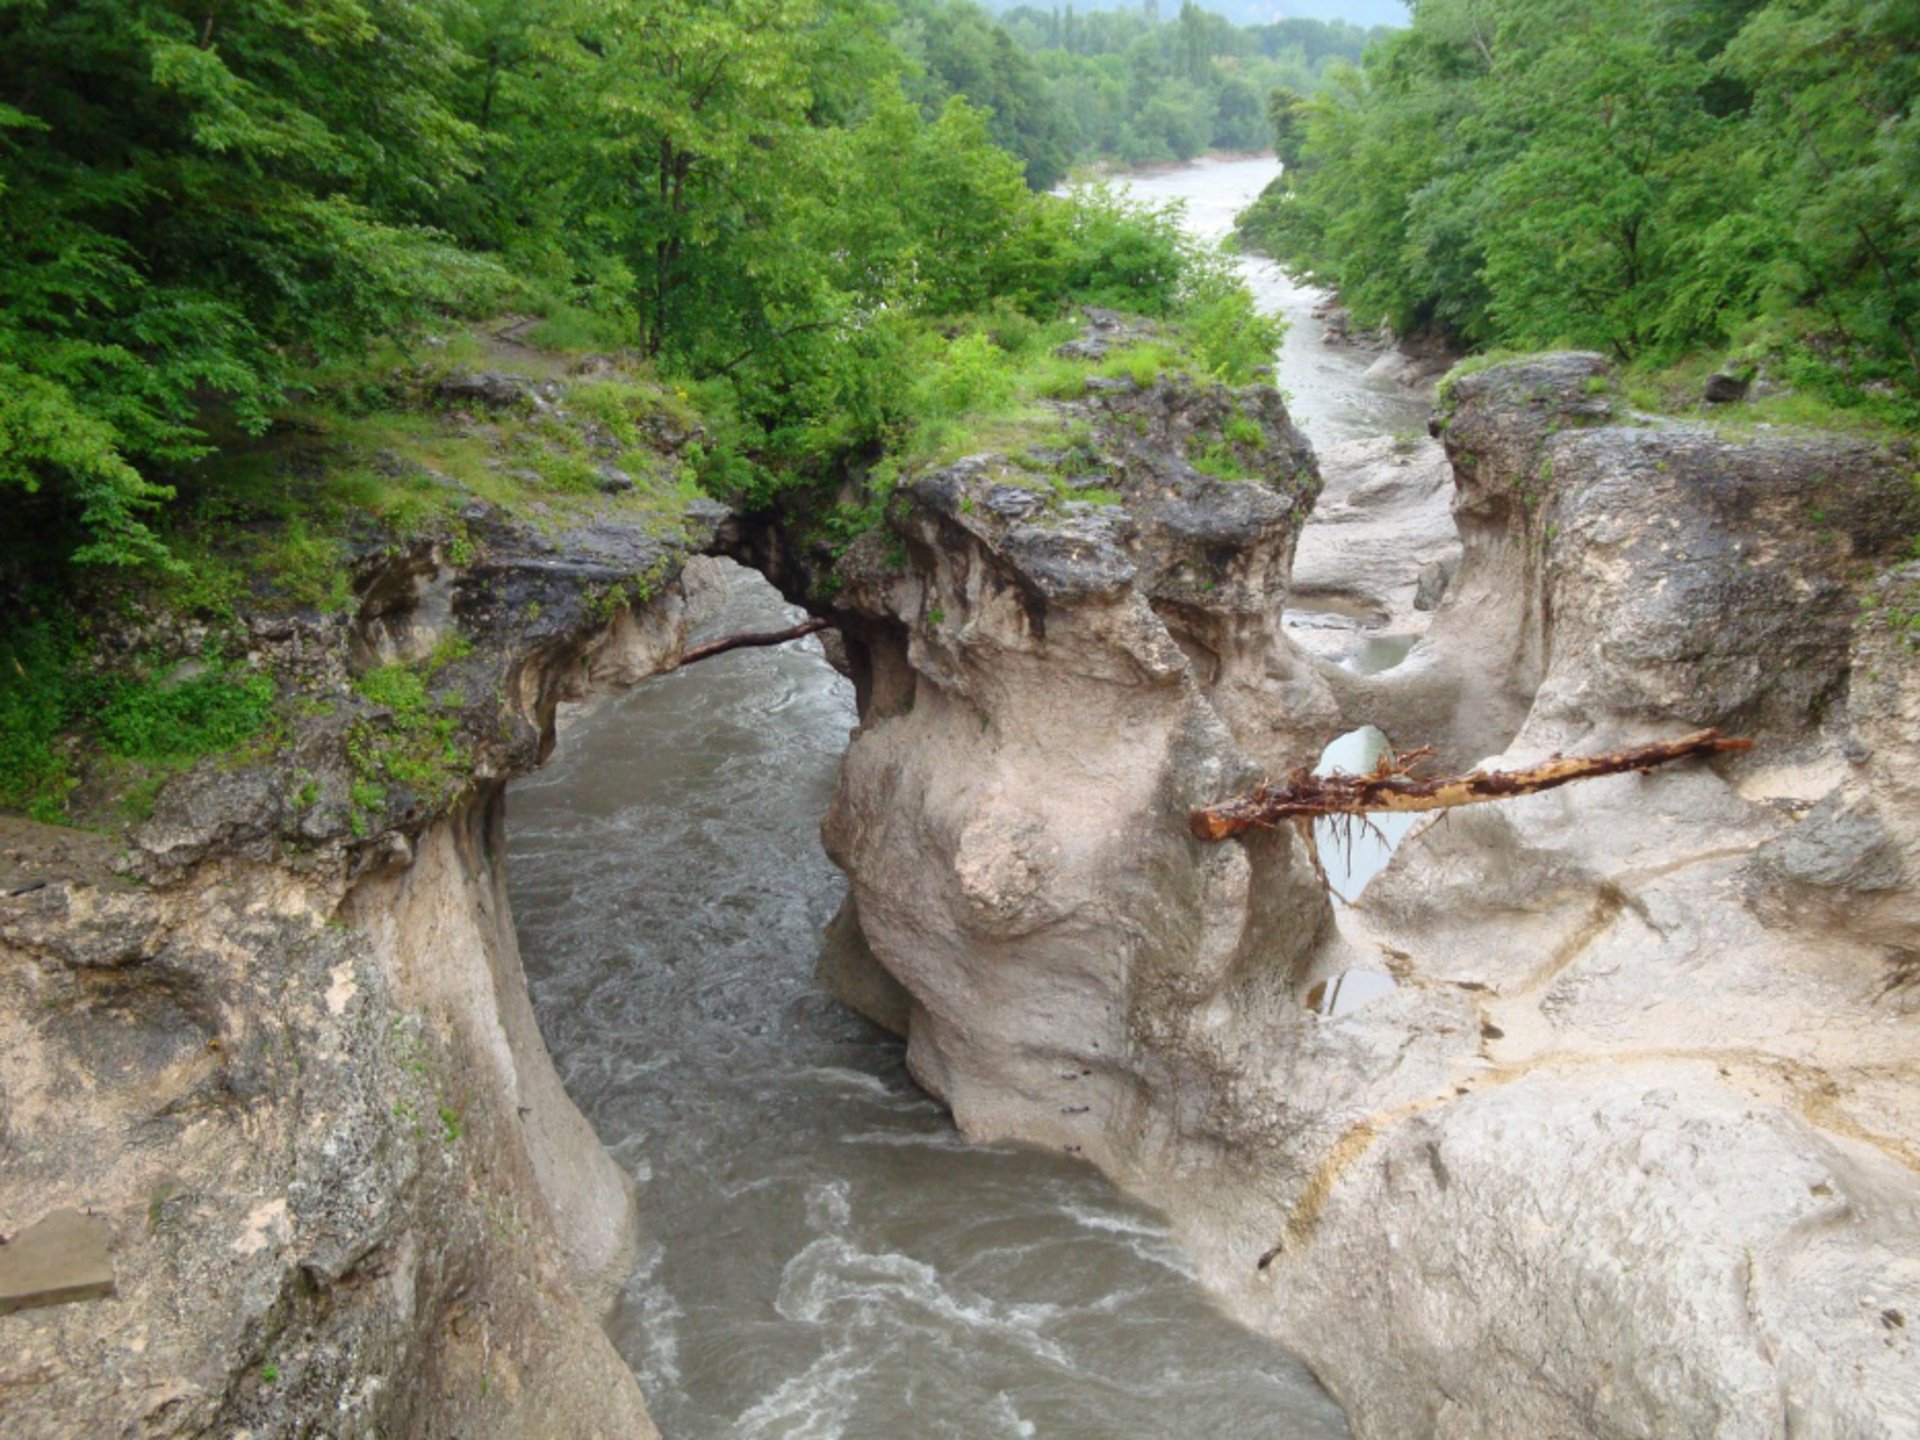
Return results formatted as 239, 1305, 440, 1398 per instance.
799, 346, 1920, 1440
0, 1209, 115, 1316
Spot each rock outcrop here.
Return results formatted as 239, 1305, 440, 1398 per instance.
811, 352, 1920, 1437
1287, 431, 1458, 640
0, 483, 723, 1436
796, 371, 1338, 1156
1255, 358, 1920, 1437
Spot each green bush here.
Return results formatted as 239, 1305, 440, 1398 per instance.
0, 618, 279, 823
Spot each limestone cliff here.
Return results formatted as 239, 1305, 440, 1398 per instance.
810, 353, 1920, 1437
10, 332, 1919, 1439
0, 480, 722, 1436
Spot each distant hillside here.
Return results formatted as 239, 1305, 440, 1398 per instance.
982, 0, 1409, 27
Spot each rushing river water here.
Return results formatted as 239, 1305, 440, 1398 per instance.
509, 156, 1412, 1439
1112, 156, 1432, 447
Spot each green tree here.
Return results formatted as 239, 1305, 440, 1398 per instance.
1722, 0, 1920, 387
0, 0, 491, 564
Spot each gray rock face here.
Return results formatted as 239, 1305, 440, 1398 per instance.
1289, 434, 1458, 630
816, 350, 1920, 1438
434, 368, 560, 414
1705, 370, 1752, 403
1, 492, 721, 1436
1052, 305, 1157, 361
1412, 556, 1454, 610
1343, 354, 1920, 767
1260, 367, 1920, 1438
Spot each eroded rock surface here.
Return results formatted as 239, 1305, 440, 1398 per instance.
812, 351, 1920, 1437
1288, 432, 1458, 650
0, 490, 724, 1436
794, 371, 1336, 1156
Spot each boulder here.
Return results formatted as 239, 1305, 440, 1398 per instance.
1704, 370, 1752, 403
434, 369, 559, 414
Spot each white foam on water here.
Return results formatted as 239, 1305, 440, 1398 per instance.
717, 1172, 786, 1203
805, 1178, 853, 1233
622, 1241, 685, 1390
989, 1391, 1039, 1438
835, 1126, 984, 1151
795, 1064, 900, 1098
1055, 1204, 1198, 1280
733, 1341, 869, 1440
775, 1237, 1073, 1369
1060, 1205, 1169, 1241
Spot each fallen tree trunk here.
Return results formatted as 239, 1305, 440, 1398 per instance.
1190, 729, 1752, 843
678, 617, 830, 666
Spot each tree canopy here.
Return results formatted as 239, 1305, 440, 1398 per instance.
0, 0, 1289, 571
1237, 0, 1920, 415
988, 2, 1387, 167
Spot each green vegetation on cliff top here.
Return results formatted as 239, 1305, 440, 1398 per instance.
0, 0, 1300, 826
0, 0, 1281, 581
1237, 0, 1920, 432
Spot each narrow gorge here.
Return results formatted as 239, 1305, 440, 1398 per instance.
4, 156, 1918, 1440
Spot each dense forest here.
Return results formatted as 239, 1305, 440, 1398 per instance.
0, 0, 1282, 820
988, 4, 1385, 165
0, 0, 1278, 576
981, 0, 1410, 27
1237, 0, 1920, 423
881, 2, 1385, 185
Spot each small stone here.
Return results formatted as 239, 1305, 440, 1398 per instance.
1054, 339, 1109, 362
0, 1210, 115, 1316
1414, 556, 1457, 611
595, 464, 636, 494
377, 832, 414, 872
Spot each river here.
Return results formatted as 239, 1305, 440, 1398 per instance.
508, 155, 1412, 1439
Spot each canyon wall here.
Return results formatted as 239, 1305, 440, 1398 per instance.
8, 336, 1917, 1439
817, 353, 1920, 1437
0, 504, 722, 1438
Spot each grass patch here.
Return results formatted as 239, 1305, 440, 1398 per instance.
0, 618, 281, 825
143, 327, 709, 623
870, 323, 1215, 494
1194, 442, 1253, 481
346, 642, 475, 827
1624, 356, 1916, 441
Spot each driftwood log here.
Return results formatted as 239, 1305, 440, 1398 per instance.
1190, 729, 1752, 843
678, 617, 829, 666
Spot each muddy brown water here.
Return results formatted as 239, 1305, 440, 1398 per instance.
508, 157, 1421, 1438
